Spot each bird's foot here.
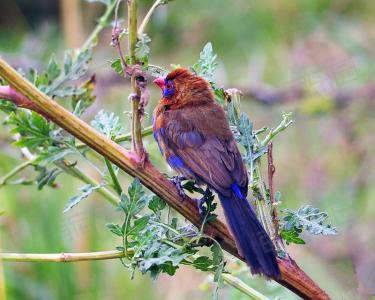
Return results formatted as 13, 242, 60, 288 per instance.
171, 176, 187, 201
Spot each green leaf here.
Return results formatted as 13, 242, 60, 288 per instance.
71, 75, 96, 115
193, 256, 213, 271
128, 216, 150, 236
63, 184, 100, 212
135, 34, 151, 65
47, 48, 92, 97
110, 58, 123, 76
47, 56, 61, 81
282, 205, 338, 236
192, 42, 218, 82
139, 246, 189, 278
91, 110, 123, 139
106, 223, 123, 236
7, 111, 53, 150
148, 196, 166, 213
211, 243, 223, 266
280, 229, 306, 245
0, 100, 17, 113
36, 147, 76, 166
35, 167, 62, 190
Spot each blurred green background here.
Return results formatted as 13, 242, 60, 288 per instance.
0, 0, 374, 299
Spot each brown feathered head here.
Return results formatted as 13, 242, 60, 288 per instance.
153, 68, 214, 107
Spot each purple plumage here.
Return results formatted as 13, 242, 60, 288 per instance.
153, 68, 280, 279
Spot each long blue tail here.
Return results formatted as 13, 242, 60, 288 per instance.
219, 193, 280, 279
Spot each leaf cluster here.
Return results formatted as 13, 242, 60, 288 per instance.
280, 205, 337, 245
106, 178, 225, 291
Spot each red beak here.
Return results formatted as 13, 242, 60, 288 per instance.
153, 77, 165, 89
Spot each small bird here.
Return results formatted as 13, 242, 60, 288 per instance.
153, 68, 280, 278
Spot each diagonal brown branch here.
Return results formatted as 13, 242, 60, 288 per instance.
0, 58, 330, 300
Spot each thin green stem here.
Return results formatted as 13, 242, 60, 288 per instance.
149, 220, 180, 235
0, 248, 268, 299
137, 0, 164, 36
56, 159, 119, 206
81, 0, 118, 52
104, 158, 123, 195
260, 112, 293, 148
0, 159, 34, 187
0, 250, 128, 262
220, 273, 270, 300
252, 161, 285, 253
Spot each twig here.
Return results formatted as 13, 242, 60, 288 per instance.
81, 0, 118, 52
0, 58, 330, 300
137, 0, 165, 36
111, 0, 129, 76
56, 159, 119, 206
0, 248, 267, 299
0, 250, 127, 262
220, 273, 270, 300
267, 143, 282, 244
104, 158, 123, 195
0, 160, 34, 187
127, 0, 145, 159
260, 112, 293, 148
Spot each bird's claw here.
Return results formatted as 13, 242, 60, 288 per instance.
171, 176, 187, 201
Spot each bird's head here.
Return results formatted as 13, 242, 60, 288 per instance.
153, 68, 214, 108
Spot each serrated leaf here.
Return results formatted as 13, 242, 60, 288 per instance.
193, 256, 213, 271
110, 58, 123, 76
192, 42, 218, 82
91, 110, 123, 139
7, 111, 53, 150
282, 205, 338, 236
148, 196, 166, 213
135, 34, 151, 64
0, 100, 17, 113
36, 147, 76, 166
280, 229, 306, 245
106, 223, 123, 236
47, 56, 61, 81
63, 184, 100, 212
64, 50, 73, 76
128, 216, 150, 236
71, 75, 96, 115
211, 243, 223, 266
47, 48, 92, 97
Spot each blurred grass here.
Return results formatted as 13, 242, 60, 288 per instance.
0, 0, 374, 299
